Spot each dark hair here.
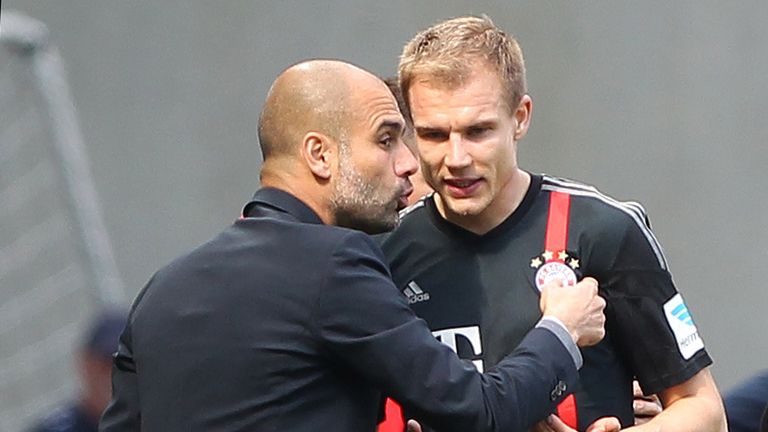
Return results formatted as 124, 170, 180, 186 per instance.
383, 76, 411, 125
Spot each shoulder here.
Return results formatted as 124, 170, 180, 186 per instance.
541, 174, 669, 270
541, 174, 656, 241
378, 195, 442, 263
380, 194, 434, 244
396, 194, 433, 233
541, 175, 651, 227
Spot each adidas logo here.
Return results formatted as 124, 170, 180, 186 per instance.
403, 281, 430, 304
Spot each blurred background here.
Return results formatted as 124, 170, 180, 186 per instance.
1, 1, 766, 431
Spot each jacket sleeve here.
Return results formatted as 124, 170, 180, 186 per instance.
99, 310, 141, 430
313, 231, 579, 432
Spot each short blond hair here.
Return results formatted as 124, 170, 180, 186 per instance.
399, 15, 526, 114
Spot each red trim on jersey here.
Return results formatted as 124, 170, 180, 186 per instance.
378, 398, 405, 432
545, 191, 570, 260
545, 191, 578, 429
557, 394, 578, 429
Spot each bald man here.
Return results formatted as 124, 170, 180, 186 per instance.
100, 60, 607, 432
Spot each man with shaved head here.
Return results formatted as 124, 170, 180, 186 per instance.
100, 60, 607, 432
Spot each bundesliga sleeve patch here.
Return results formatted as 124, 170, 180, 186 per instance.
663, 293, 704, 359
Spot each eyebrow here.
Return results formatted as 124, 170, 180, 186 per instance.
414, 119, 498, 133
414, 125, 445, 135
376, 119, 404, 135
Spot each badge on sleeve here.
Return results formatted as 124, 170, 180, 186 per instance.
663, 293, 704, 359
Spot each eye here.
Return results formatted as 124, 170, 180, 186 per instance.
379, 135, 394, 148
466, 126, 491, 139
419, 130, 448, 142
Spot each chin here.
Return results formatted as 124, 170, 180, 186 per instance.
359, 219, 397, 234
345, 212, 399, 235
444, 198, 488, 218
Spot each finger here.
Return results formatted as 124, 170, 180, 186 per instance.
634, 415, 653, 426
539, 284, 548, 312
532, 419, 556, 432
406, 419, 422, 432
594, 295, 607, 311
545, 414, 577, 432
586, 416, 621, 432
580, 277, 598, 292
633, 399, 662, 417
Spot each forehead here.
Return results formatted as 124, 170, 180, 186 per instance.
350, 81, 404, 132
408, 69, 506, 125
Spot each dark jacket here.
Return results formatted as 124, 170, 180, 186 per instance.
100, 188, 578, 432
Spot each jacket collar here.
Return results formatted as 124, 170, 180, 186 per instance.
242, 187, 324, 225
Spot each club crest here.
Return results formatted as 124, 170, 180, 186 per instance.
530, 250, 580, 291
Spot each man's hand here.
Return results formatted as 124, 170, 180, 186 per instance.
540, 277, 606, 346
533, 415, 621, 432
406, 419, 421, 432
632, 380, 661, 425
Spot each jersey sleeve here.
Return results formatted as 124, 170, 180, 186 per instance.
99, 312, 141, 431
312, 231, 580, 432
594, 207, 712, 395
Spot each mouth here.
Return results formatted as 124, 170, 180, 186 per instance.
444, 178, 482, 198
396, 186, 414, 210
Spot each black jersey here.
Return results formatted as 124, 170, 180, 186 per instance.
378, 174, 712, 430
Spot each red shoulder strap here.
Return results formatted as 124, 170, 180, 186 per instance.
545, 191, 578, 429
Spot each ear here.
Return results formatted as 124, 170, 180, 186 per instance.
301, 132, 334, 180
513, 94, 533, 141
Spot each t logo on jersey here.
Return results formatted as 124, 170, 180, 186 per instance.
432, 326, 484, 372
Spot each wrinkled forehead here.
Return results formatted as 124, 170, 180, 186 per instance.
348, 80, 405, 134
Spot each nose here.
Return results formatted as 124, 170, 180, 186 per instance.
394, 138, 419, 178
445, 133, 471, 169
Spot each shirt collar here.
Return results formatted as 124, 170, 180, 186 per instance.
242, 187, 324, 225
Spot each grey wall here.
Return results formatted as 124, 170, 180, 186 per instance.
5, 0, 767, 394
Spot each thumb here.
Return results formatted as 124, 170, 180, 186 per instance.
586, 416, 621, 432
539, 279, 565, 312
406, 419, 422, 432
545, 414, 577, 432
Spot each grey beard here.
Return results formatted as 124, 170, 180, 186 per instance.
331, 147, 398, 234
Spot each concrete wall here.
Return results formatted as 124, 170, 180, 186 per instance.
5, 0, 766, 397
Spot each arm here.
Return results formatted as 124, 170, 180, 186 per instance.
591, 207, 725, 432
316, 232, 605, 432
98, 320, 141, 431
538, 370, 725, 432
626, 368, 726, 432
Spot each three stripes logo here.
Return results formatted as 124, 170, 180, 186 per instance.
403, 281, 430, 304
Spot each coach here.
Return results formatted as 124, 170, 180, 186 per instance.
99, 60, 606, 432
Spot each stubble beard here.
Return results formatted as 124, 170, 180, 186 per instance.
331, 143, 399, 234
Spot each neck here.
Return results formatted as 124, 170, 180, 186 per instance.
435, 169, 531, 235
260, 165, 334, 225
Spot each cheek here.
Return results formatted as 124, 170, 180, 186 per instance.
486, 140, 517, 179
415, 143, 443, 171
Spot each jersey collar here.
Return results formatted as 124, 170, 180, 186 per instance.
242, 187, 324, 225
426, 173, 543, 241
